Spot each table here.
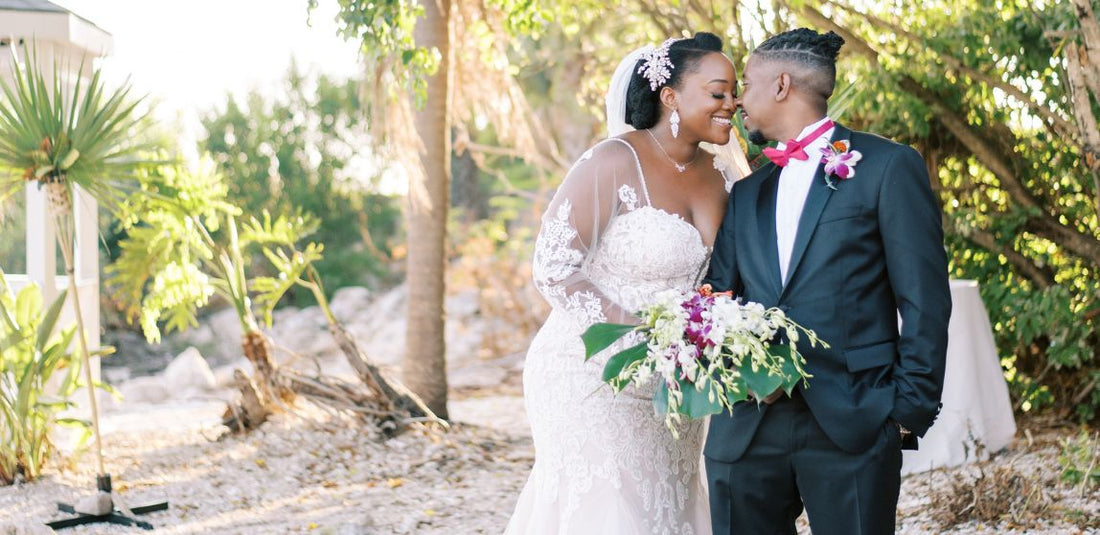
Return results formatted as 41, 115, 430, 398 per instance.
901, 279, 1017, 475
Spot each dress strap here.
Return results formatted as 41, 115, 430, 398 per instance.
604, 138, 652, 206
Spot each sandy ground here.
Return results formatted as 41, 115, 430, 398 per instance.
0, 388, 1096, 534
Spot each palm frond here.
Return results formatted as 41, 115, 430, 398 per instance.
0, 42, 161, 214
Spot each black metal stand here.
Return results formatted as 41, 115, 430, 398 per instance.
46, 474, 168, 531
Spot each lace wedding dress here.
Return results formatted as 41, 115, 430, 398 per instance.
505, 139, 733, 534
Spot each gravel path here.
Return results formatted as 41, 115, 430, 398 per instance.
0, 392, 1095, 534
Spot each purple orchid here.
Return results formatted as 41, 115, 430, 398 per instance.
820, 140, 862, 190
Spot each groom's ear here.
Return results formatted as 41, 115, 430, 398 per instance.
774, 72, 792, 102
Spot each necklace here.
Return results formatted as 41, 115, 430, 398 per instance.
646, 129, 698, 173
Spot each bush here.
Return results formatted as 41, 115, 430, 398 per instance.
0, 274, 87, 485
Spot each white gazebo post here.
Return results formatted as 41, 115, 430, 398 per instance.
0, 0, 114, 397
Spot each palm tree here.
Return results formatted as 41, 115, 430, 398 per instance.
0, 44, 155, 503
403, 0, 453, 419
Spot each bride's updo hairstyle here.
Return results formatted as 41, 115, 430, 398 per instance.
625, 32, 725, 130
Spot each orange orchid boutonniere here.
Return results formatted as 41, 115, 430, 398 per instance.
820, 140, 862, 191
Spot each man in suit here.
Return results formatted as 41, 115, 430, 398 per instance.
704, 28, 952, 534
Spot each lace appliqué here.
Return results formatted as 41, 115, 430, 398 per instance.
509, 207, 713, 534
531, 200, 607, 326
618, 184, 639, 211
713, 157, 735, 193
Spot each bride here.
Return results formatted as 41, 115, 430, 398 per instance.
505, 33, 749, 534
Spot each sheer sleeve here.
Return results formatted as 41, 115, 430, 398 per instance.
531, 140, 645, 327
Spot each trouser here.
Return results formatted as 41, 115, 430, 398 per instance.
706, 392, 903, 535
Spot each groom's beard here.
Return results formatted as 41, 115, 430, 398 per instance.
747, 129, 768, 146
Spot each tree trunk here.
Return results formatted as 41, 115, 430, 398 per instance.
404, 0, 452, 419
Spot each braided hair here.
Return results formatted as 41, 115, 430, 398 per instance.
624, 32, 725, 130
753, 28, 844, 102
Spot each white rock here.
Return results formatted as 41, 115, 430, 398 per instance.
118, 375, 169, 403
330, 286, 372, 322
212, 359, 253, 388
162, 347, 217, 391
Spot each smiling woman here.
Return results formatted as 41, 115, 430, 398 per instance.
503, 32, 746, 534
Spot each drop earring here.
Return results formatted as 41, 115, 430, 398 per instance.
670, 109, 680, 138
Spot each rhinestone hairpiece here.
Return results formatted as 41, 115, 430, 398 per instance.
638, 38, 676, 91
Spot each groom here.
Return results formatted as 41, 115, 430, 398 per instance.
704, 28, 951, 534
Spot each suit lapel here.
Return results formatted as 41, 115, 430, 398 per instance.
781, 124, 851, 296
755, 166, 783, 299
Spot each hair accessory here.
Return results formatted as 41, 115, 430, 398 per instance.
638, 38, 676, 91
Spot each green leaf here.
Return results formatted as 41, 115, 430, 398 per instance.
600, 342, 647, 383
653, 380, 669, 415
726, 387, 750, 406
580, 323, 635, 360
58, 148, 79, 170
677, 379, 723, 419
35, 289, 68, 353
767, 344, 805, 394
33, 165, 54, 179
739, 359, 783, 401
14, 285, 42, 331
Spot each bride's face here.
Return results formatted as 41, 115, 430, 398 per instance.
671, 52, 736, 145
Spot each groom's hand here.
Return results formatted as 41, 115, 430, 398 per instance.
749, 388, 784, 404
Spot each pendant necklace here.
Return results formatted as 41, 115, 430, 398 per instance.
646, 129, 698, 173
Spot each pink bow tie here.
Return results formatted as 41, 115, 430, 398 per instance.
763, 120, 835, 167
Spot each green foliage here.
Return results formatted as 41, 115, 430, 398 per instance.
1058, 430, 1099, 491
580, 323, 637, 359
0, 273, 86, 485
0, 43, 158, 212
315, 0, 435, 102
811, 0, 1100, 420
106, 161, 325, 343
198, 68, 402, 299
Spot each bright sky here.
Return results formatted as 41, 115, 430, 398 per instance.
50, 0, 363, 146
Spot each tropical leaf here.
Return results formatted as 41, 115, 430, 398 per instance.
767, 344, 809, 395
677, 379, 724, 419
580, 323, 636, 360
600, 342, 648, 383
0, 42, 160, 215
739, 359, 784, 402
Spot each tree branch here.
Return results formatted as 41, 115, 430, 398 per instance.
636, 0, 675, 36
787, 2, 878, 60
827, 0, 1077, 143
793, 2, 1100, 266
955, 219, 1055, 289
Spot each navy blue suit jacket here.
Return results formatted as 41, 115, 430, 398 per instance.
703, 125, 951, 461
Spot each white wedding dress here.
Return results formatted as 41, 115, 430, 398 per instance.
505, 138, 733, 534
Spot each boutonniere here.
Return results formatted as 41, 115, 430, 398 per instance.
820, 140, 862, 190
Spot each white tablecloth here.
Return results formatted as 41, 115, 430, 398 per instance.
901, 279, 1017, 475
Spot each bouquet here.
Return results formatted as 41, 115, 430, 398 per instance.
581, 285, 828, 435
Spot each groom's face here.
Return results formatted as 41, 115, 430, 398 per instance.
736, 56, 778, 145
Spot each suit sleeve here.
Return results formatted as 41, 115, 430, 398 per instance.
878, 146, 952, 437
703, 182, 741, 294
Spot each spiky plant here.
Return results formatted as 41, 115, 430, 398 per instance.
0, 44, 156, 479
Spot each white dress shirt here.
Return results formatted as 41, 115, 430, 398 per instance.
776, 117, 834, 285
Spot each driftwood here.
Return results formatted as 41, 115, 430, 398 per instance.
327, 322, 440, 423
220, 319, 444, 435
222, 370, 270, 433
